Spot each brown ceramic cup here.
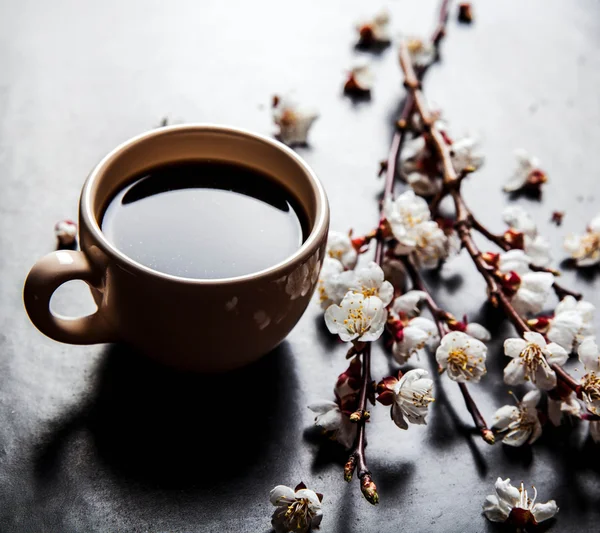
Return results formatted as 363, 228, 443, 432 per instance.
23, 125, 329, 372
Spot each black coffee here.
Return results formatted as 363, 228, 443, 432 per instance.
101, 161, 308, 279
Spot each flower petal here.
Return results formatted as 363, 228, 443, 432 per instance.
545, 342, 569, 366
465, 322, 491, 342
578, 337, 600, 372
491, 405, 519, 430
531, 501, 559, 524
504, 338, 527, 358
482, 495, 509, 523
391, 401, 408, 430
503, 358, 526, 386
270, 485, 296, 506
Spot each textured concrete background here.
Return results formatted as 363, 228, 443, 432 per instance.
1, 1, 599, 531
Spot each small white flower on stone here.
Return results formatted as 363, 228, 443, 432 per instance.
308, 400, 357, 450
391, 290, 427, 318
392, 316, 439, 364
54, 219, 77, 246
435, 331, 487, 383
547, 296, 595, 352
491, 390, 542, 446
483, 477, 558, 526
449, 135, 485, 173
525, 234, 552, 267
326, 231, 357, 269
564, 213, 600, 267
391, 369, 434, 429
270, 483, 323, 533
503, 149, 548, 192
272, 96, 319, 146
383, 190, 431, 253
511, 271, 554, 316
344, 63, 374, 92
578, 337, 600, 416
503, 331, 568, 390
325, 292, 387, 343
356, 9, 391, 44
404, 37, 436, 68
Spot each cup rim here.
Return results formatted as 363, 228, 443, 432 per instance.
81, 124, 329, 285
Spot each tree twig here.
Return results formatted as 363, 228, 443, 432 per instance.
400, 255, 494, 444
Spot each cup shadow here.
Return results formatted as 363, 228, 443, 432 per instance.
35, 341, 300, 491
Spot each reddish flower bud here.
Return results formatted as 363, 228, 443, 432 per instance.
376, 389, 395, 406
344, 455, 357, 482
507, 507, 536, 528
527, 316, 551, 333
551, 211, 564, 226
500, 271, 522, 294
377, 376, 398, 393
361, 475, 379, 505
447, 318, 467, 332
458, 3, 473, 23
503, 228, 525, 250
481, 251, 500, 267
527, 169, 547, 187
358, 25, 374, 45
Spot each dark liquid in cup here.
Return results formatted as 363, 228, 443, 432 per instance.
101, 161, 308, 279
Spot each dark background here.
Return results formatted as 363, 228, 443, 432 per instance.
1, 0, 600, 531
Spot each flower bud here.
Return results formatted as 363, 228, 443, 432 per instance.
361, 475, 379, 505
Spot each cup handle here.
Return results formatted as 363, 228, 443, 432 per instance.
23, 250, 117, 344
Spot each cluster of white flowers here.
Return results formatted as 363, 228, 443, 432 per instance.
272, 96, 319, 146
547, 295, 595, 353
503, 149, 547, 193
502, 205, 552, 267
383, 190, 453, 268
564, 212, 600, 267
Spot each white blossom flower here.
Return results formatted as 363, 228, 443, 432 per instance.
356, 9, 390, 44
511, 271, 554, 316
578, 337, 600, 416
326, 231, 357, 269
411, 221, 451, 269
391, 290, 426, 318
483, 477, 558, 526
590, 421, 600, 443
547, 296, 595, 352
272, 97, 319, 146
392, 316, 439, 364
316, 257, 345, 309
502, 205, 537, 238
503, 331, 568, 390
270, 483, 323, 533
503, 149, 548, 192
308, 400, 357, 449
344, 63, 374, 93
404, 37, 436, 68
502, 205, 552, 266
449, 135, 485, 173
383, 190, 431, 253
377, 369, 434, 429
564, 213, 600, 267
348, 261, 394, 306
325, 292, 386, 342
435, 331, 487, 383
491, 390, 542, 446
548, 393, 581, 427
498, 249, 532, 276
405, 171, 441, 197
54, 219, 77, 246
525, 234, 552, 267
